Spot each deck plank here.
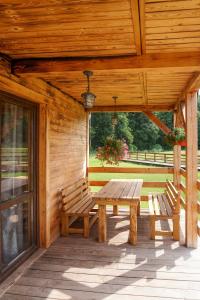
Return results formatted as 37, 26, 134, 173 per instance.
1, 210, 200, 300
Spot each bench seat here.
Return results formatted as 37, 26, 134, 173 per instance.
60, 178, 98, 238
148, 180, 180, 240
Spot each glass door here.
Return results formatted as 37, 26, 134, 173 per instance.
0, 92, 37, 280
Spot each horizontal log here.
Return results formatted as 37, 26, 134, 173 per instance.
88, 104, 174, 112
13, 52, 200, 76
88, 167, 173, 174
89, 180, 166, 188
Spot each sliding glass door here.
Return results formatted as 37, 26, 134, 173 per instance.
0, 92, 37, 280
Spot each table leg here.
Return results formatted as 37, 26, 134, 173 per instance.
129, 204, 137, 245
98, 205, 107, 242
113, 205, 118, 216
137, 201, 140, 216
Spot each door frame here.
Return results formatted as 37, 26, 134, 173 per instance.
0, 91, 39, 281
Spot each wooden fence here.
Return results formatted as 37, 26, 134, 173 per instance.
129, 151, 200, 166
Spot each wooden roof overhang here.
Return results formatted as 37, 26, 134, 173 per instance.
0, 0, 200, 111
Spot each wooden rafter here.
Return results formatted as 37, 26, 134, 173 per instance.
13, 52, 200, 77
130, 0, 142, 55
175, 101, 186, 130
88, 104, 174, 113
179, 72, 200, 101
144, 111, 171, 135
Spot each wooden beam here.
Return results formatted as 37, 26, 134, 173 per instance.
130, 0, 142, 55
88, 104, 174, 113
144, 111, 171, 135
0, 55, 11, 75
13, 52, 200, 77
179, 72, 200, 101
185, 92, 198, 248
174, 101, 186, 130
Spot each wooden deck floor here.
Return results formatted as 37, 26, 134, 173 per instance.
1, 210, 200, 300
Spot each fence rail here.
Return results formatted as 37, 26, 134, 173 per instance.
129, 151, 200, 166
88, 166, 173, 202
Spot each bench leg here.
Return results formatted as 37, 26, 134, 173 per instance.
61, 214, 69, 236
150, 216, 156, 239
83, 216, 90, 238
137, 201, 140, 216
113, 205, 118, 216
173, 214, 180, 241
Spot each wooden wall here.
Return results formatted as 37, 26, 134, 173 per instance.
48, 97, 86, 244
0, 65, 87, 247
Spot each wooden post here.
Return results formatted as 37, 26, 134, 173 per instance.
185, 92, 198, 248
173, 111, 181, 188
173, 147, 181, 187
86, 112, 90, 178
39, 104, 50, 248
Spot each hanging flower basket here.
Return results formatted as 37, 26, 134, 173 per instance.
96, 136, 125, 166
177, 140, 186, 147
164, 127, 186, 147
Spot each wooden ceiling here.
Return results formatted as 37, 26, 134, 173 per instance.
1, 0, 200, 109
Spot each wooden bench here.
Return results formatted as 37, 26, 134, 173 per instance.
148, 180, 180, 240
60, 178, 98, 238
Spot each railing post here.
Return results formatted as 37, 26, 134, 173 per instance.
185, 92, 198, 248
173, 145, 181, 188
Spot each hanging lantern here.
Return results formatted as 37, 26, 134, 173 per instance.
111, 96, 118, 128
81, 70, 96, 108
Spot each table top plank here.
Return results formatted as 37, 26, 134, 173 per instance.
94, 179, 143, 203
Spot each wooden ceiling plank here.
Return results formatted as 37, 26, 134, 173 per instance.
13, 52, 200, 76
139, 0, 146, 54
130, 0, 142, 55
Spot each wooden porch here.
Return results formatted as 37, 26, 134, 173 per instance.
1, 209, 200, 300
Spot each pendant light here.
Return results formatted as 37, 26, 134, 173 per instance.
111, 96, 118, 128
81, 70, 96, 109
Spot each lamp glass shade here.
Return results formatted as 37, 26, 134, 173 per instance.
81, 92, 96, 108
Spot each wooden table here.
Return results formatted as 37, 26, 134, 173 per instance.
94, 179, 143, 245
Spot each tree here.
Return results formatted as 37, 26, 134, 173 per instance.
90, 112, 133, 151
128, 113, 160, 151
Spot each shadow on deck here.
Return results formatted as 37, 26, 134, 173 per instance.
1, 210, 200, 300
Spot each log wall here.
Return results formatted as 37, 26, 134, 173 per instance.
0, 65, 87, 247
48, 99, 86, 243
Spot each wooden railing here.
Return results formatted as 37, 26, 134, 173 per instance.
180, 168, 200, 237
129, 151, 200, 166
88, 166, 173, 201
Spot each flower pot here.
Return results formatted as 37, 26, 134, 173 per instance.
177, 140, 186, 147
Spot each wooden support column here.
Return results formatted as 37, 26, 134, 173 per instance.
39, 103, 50, 248
173, 111, 181, 188
185, 92, 198, 248
86, 112, 90, 177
